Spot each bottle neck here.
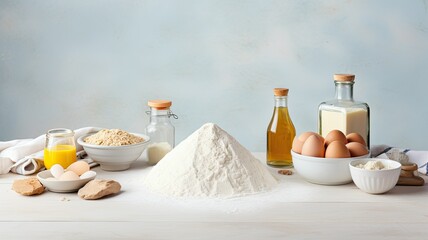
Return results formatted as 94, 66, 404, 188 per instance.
274, 96, 288, 107
334, 81, 354, 101
149, 108, 172, 123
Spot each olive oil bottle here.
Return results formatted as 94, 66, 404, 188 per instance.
267, 88, 296, 167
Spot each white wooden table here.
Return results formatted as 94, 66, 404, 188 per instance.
1, 153, 427, 240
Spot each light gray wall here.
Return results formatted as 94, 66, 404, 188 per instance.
1, 0, 427, 151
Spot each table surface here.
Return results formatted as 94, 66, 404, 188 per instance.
1, 153, 427, 240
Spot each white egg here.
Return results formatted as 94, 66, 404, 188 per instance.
50, 164, 64, 179
80, 170, 96, 179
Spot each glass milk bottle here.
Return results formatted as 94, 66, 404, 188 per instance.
267, 88, 296, 167
318, 74, 370, 147
145, 100, 177, 165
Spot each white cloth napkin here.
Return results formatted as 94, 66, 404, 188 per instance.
0, 127, 101, 175
371, 145, 428, 175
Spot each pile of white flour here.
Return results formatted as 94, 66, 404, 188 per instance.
144, 123, 278, 198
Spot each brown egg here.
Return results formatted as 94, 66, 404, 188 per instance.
317, 135, 326, 144
301, 135, 325, 157
67, 161, 90, 176
298, 132, 318, 142
292, 137, 304, 154
59, 171, 80, 181
346, 133, 366, 146
325, 130, 347, 146
325, 140, 351, 158
346, 142, 369, 157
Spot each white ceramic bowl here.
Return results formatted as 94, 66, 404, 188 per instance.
349, 159, 401, 194
291, 151, 371, 185
77, 133, 150, 171
37, 170, 96, 193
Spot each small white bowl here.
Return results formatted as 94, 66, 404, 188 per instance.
37, 170, 96, 193
349, 159, 401, 194
77, 133, 150, 171
292, 151, 370, 185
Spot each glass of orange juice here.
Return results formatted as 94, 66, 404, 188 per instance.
44, 128, 76, 169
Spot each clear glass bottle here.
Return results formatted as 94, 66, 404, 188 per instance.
44, 128, 76, 169
145, 100, 177, 165
267, 88, 296, 167
318, 74, 370, 147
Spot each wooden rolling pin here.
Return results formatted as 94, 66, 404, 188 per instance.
397, 163, 425, 186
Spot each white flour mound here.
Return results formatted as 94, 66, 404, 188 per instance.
144, 123, 278, 198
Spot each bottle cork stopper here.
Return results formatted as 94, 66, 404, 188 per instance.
148, 100, 172, 109
334, 74, 355, 82
273, 88, 289, 96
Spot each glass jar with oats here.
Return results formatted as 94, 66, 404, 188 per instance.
145, 100, 177, 165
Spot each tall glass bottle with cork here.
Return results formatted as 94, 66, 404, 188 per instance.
145, 100, 177, 165
318, 74, 370, 147
267, 88, 296, 167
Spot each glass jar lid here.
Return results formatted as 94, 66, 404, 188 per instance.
334, 74, 355, 82
148, 100, 172, 109
273, 88, 289, 96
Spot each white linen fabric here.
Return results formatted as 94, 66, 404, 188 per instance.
371, 145, 428, 175
0, 127, 101, 175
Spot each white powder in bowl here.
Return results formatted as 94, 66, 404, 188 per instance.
356, 160, 388, 170
144, 123, 278, 198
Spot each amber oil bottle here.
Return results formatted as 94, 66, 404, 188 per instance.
267, 88, 296, 167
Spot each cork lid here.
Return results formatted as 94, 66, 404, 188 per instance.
148, 100, 172, 109
273, 88, 289, 96
334, 74, 355, 82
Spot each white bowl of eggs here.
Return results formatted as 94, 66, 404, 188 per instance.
37, 161, 96, 193
291, 130, 370, 185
